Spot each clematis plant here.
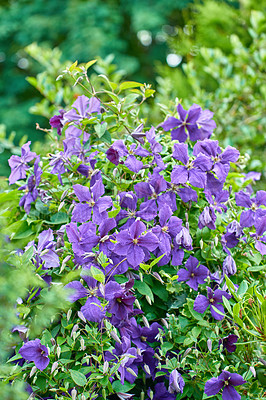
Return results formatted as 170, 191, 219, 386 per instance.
2, 60, 265, 400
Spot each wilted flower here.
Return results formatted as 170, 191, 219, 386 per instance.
168, 369, 185, 394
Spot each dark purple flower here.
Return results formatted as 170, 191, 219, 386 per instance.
219, 334, 238, 353
194, 287, 231, 320
162, 103, 201, 142
19, 339, 49, 371
49, 109, 65, 135
223, 255, 237, 276
235, 190, 266, 227
114, 220, 159, 268
169, 370, 185, 394
204, 370, 246, 400
177, 256, 209, 290
8, 141, 36, 184
106, 140, 128, 166
147, 383, 175, 400
105, 280, 136, 320
222, 220, 243, 250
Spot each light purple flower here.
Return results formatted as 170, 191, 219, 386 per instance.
198, 206, 217, 230
64, 95, 100, 124
235, 190, 266, 227
18, 156, 42, 214
8, 141, 36, 184
223, 255, 237, 276
19, 339, 49, 371
168, 370, 185, 394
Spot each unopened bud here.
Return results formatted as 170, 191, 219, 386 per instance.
152, 272, 164, 284
146, 295, 152, 305
67, 309, 72, 321
154, 353, 162, 360
215, 326, 219, 336
57, 345, 61, 358
134, 299, 141, 309
110, 330, 122, 344
71, 388, 77, 400
149, 390, 154, 400
140, 391, 145, 400
214, 236, 219, 247
185, 212, 189, 223
113, 168, 118, 177
81, 395, 86, 400
210, 241, 214, 249
207, 339, 212, 352
50, 338, 56, 346
142, 316, 150, 328
30, 366, 37, 377
161, 318, 169, 329
200, 239, 204, 249
195, 349, 199, 358
127, 367, 138, 378
137, 347, 142, 356
58, 201, 65, 211
32, 375, 37, 384
144, 364, 151, 376
250, 366, 256, 377
71, 324, 79, 338
51, 361, 58, 374
80, 337, 86, 351
78, 311, 87, 323
183, 348, 192, 358
103, 360, 109, 374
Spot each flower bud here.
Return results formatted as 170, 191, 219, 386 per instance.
67, 309, 72, 321
103, 360, 109, 374
110, 330, 122, 344
78, 311, 87, 323
51, 361, 58, 374
71, 388, 77, 400
30, 366, 37, 377
161, 318, 169, 329
183, 348, 192, 358
223, 255, 237, 276
50, 337, 56, 346
56, 345, 61, 358
80, 337, 86, 351
144, 364, 151, 376
71, 324, 79, 338
207, 339, 212, 352
142, 316, 150, 328
127, 367, 138, 377
200, 239, 204, 249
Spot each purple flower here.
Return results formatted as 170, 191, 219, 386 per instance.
105, 280, 136, 321
177, 256, 209, 290
235, 190, 266, 227
19, 156, 42, 214
114, 220, 159, 268
36, 229, 60, 269
64, 95, 101, 124
19, 339, 49, 371
219, 334, 238, 353
147, 383, 175, 400
49, 109, 65, 135
8, 141, 36, 184
171, 142, 208, 188
204, 370, 246, 400
198, 206, 217, 230
175, 226, 193, 251
193, 287, 231, 320
168, 370, 185, 394
162, 103, 201, 142
223, 255, 237, 276
66, 222, 99, 259
222, 220, 243, 250
253, 216, 266, 255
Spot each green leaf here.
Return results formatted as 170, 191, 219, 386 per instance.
69, 61, 78, 72
70, 370, 87, 386
211, 305, 226, 317
134, 280, 154, 303
90, 266, 105, 283
112, 380, 135, 393
48, 212, 69, 225
237, 281, 249, 298
95, 122, 108, 138
119, 81, 143, 91
222, 296, 232, 315
85, 59, 97, 70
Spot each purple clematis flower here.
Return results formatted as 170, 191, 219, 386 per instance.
223, 255, 237, 276
168, 370, 185, 394
36, 228, 60, 269
8, 141, 36, 184
65, 274, 105, 323
64, 95, 101, 124
198, 206, 217, 230
253, 216, 266, 255
19, 339, 49, 371
204, 370, 246, 400
71, 180, 112, 224
19, 156, 42, 214
177, 256, 209, 290
49, 109, 65, 135
194, 287, 231, 320
147, 383, 175, 400
171, 142, 208, 188
235, 190, 266, 227
162, 103, 201, 142
105, 280, 136, 320
66, 222, 99, 260
222, 220, 243, 251
219, 334, 238, 353
114, 220, 159, 268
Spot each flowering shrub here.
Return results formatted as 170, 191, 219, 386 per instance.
2, 61, 266, 399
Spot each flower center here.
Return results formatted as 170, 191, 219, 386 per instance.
141, 336, 147, 342
210, 298, 215, 303
133, 238, 139, 244
162, 226, 169, 233
251, 202, 257, 211
191, 273, 195, 277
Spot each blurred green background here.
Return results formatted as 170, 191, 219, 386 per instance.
0, 0, 265, 185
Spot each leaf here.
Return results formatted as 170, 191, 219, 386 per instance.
222, 296, 232, 315
237, 281, 249, 298
70, 370, 87, 386
85, 59, 97, 70
112, 380, 135, 393
119, 81, 144, 91
49, 212, 69, 225
69, 61, 78, 72
90, 266, 105, 284
144, 89, 155, 98
95, 122, 108, 138
134, 280, 154, 303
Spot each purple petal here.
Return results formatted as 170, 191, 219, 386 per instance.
171, 126, 187, 142
65, 281, 88, 302
172, 142, 189, 164
81, 297, 105, 323
193, 295, 209, 314
171, 165, 189, 185
235, 191, 252, 208
210, 303, 225, 320
204, 377, 224, 396
162, 116, 179, 131
222, 385, 241, 400
124, 155, 143, 173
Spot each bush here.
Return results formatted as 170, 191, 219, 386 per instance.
1, 61, 265, 399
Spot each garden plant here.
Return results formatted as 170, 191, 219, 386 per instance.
1, 60, 265, 399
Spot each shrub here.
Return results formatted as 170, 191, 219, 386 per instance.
1, 61, 265, 399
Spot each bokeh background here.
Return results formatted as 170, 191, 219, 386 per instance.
0, 0, 265, 185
